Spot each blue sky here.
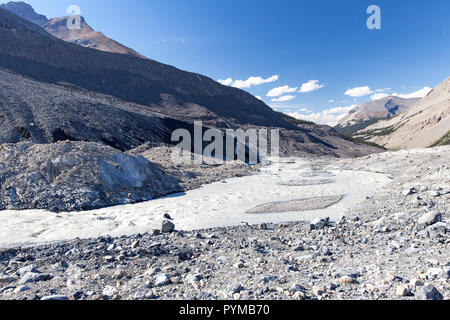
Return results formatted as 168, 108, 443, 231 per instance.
3, 0, 450, 125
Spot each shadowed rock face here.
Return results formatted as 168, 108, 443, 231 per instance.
0, 68, 174, 151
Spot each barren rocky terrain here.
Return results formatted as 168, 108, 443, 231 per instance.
0, 146, 448, 300
0, 2, 447, 303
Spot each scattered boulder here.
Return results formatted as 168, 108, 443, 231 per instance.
312, 286, 326, 296
415, 285, 443, 300
163, 213, 173, 220
161, 220, 175, 233
417, 211, 442, 226
13, 285, 30, 293
396, 284, 411, 297
310, 217, 331, 230
154, 273, 171, 286
19, 272, 51, 284
338, 276, 355, 284
402, 188, 416, 196
178, 250, 194, 261
185, 274, 203, 285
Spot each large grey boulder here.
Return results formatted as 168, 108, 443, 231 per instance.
0, 141, 182, 212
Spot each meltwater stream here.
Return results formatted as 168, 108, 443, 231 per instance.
0, 158, 391, 246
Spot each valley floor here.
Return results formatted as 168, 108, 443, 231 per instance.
0, 146, 448, 300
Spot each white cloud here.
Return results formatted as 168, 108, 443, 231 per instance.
271, 95, 296, 102
286, 105, 356, 126
345, 86, 373, 97
267, 85, 297, 97
368, 86, 432, 101
365, 85, 431, 101
299, 80, 324, 93
325, 106, 357, 114
271, 105, 310, 111
217, 78, 233, 86
328, 99, 334, 103
370, 93, 389, 101
392, 86, 432, 99
255, 96, 263, 100
218, 75, 279, 89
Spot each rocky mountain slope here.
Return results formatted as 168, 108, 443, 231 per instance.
353, 77, 450, 149
0, 7, 379, 158
335, 96, 419, 136
0, 7, 287, 129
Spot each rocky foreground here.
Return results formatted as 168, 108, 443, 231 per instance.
0, 146, 449, 300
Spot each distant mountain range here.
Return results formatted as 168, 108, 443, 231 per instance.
352, 77, 450, 149
335, 96, 419, 136
0, 3, 380, 158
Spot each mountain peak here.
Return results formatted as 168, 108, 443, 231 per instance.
335, 95, 420, 135
42, 15, 147, 59
0, 1, 48, 26
1, 2, 146, 59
